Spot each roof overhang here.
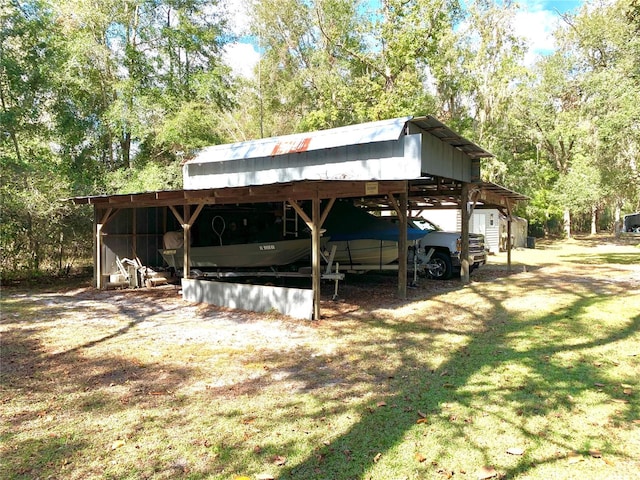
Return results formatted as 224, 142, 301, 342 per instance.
70, 178, 527, 211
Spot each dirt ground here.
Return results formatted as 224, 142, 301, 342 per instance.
3, 236, 639, 348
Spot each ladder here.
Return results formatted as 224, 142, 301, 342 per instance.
282, 203, 299, 237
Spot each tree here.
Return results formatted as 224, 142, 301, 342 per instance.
1, 0, 93, 273
246, 0, 460, 134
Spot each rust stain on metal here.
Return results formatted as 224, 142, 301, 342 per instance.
271, 138, 311, 156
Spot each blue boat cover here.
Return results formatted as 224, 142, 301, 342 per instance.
323, 200, 430, 242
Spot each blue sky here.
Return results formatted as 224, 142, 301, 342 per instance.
223, 0, 586, 77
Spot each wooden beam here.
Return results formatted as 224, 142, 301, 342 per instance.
96, 208, 118, 289
460, 183, 470, 283
397, 188, 408, 299
168, 205, 185, 225
506, 199, 513, 272
183, 205, 191, 279
319, 197, 336, 227
287, 199, 312, 228
312, 196, 321, 320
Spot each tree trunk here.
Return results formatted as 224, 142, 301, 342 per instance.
121, 131, 132, 169
591, 205, 597, 235
614, 203, 621, 235
563, 207, 571, 239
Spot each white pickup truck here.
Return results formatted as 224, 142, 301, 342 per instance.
413, 219, 488, 280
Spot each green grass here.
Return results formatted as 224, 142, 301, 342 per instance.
1, 237, 639, 479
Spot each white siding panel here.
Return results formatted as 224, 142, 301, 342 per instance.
184, 136, 422, 189
421, 134, 472, 182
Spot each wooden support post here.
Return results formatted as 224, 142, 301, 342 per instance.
398, 190, 408, 299
506, 200, 513, 273
461, 183, 470, 283
168, 204, 204, 279
287, 197, 335, 320
388, 188, 408, 298
312, 196, 321, 320
95, 208, 118, 289
96, 222, 104, 289
183, 205, 190, 279
132, 207, 137, 260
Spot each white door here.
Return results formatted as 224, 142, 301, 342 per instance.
472, 213, 486, 236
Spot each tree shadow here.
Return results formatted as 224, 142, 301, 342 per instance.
269, 272, 640, 479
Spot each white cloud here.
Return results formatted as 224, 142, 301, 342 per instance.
513, 1, 584, 65
514, 7, 560, 64
223, 0, 260, 78
223, 42, 260, 78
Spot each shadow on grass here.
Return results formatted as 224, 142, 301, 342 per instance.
0, 290, 202, 479
1, 270, 638, 479
560, 252, 640, 265
269, 273, 640, 479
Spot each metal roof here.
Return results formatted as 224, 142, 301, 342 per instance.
188, 116, 412, 165
70, 116, 522, 208
408, 116, 493, 160
186, 115, 491, 165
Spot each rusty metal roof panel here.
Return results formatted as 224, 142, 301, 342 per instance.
188, 116, 412, 165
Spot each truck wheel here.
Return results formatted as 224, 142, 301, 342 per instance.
427, 251, 453, 280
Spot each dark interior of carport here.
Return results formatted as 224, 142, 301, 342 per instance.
72, 176, 526, 320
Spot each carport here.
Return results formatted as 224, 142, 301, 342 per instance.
72, 116, 527, 319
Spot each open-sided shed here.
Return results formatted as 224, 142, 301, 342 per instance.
72, 115, 527, 319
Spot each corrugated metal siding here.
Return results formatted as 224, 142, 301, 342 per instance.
101, 207, 167, 275
420, 134, 472, 182
183, 116, 480, 189
184, 136, 422, 189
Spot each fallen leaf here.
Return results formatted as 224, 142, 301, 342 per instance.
621, 383, 633, 389
377, 401, 387, 407
506, 447, 525, 455
623, 389, 632, 395
589, 449, 602, 458
603, 458, 616, 466
416, 418, 428, 424
632, 419, 640, 424
612, 398, 629, 404
256, 474, 275, 480
253, 445, 262, 454
415, 453, 427, 463
373, 452, 382, 463
476, 466, 498, 479
417, 410, 427, 418
233, 477, 252, 480
272, 455, 287, 466
111, 440, 125, 450
594, 383, 605, 387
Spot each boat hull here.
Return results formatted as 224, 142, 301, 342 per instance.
325, 239, 399, 266
160, 238, 312, 269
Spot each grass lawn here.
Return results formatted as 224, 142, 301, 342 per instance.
1, 235, 639, 479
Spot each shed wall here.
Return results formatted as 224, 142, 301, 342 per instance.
99, 207, 169, 277
420, 134, 472, 182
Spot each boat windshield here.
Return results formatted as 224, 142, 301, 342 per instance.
410, 218, 441, 232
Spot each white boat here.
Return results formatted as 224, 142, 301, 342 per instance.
160, 238, 313, 269
325, 239, 399, 266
